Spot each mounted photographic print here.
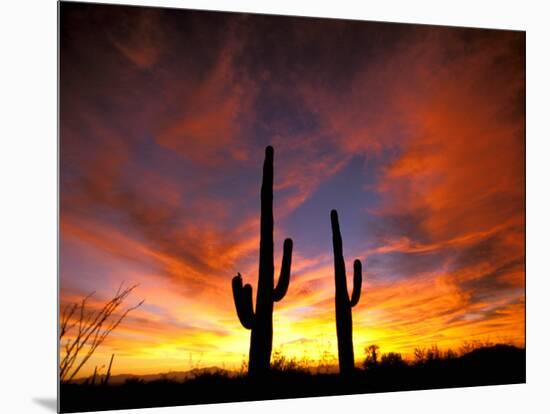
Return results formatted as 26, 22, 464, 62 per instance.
59, 1, 526, 412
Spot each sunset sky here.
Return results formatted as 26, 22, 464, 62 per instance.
60, 3, 525, 377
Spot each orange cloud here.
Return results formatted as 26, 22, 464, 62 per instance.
155, 17, 258, 165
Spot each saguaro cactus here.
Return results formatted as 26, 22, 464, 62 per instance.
331, 209, 363, 375
232, 146, 293, 376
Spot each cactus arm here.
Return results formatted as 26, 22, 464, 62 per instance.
273, 238, 293, 302
232, 274, 254, 329
349, 259, 362, 307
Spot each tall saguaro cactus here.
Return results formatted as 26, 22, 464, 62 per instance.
331, 209, 363, 375
232, 146, 293, 376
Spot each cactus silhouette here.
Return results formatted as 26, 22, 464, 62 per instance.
330, 209, 363, 375
232, 146, 293, 376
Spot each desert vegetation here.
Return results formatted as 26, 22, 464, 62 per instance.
59, 283, 143, 384
330, 209, 363, 375
60, 340, 525, 412
231, 146, 294, 376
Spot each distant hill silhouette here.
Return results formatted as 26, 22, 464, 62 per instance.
74, 367, 231, 386
60, 344, 525, 413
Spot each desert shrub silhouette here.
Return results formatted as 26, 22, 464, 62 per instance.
330, 209, 363, 375
363, 344, 380, 370
271, 350, 309, 374
231, 146, 293, 376
380, 352, 407, 369
59, 284, 143, 384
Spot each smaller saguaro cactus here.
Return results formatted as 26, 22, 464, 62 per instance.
330, 209, 363, 375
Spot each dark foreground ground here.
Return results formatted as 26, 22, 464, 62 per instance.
60, 345, 525, 413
